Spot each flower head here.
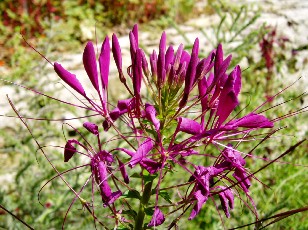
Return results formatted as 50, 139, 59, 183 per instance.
45, 24, 281, 228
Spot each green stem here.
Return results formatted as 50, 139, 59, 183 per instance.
134, 181, 153, 230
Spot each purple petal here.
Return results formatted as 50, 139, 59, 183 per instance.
173, 43, 184, 70
177, 62, 187, 84
150, 50, 158, 77
103, 119, 111, 131
96, 160, 122, 206
216, 90, 239, 126
107, 190, 122, 205
195, 59, 208, 84
106, 98, 136, 125
132, 24, 139, 47
188, 190, 208, 220
118, 158, 129, 184
112, 34, 122, 73
132, 49, 143, 99
129, 31, 137, 61
83, 122, 99, 136
98, 150, 114, 164
207, 72, 214, 88
177, 117, 202, 135
129, 138, 153, 168
165, 45, 174, 70
99, 36, 110, 90
157, 32, 167, 85
109, 107, 121, 121
218, 186, 234, 218
118, 98, 135, 111
97, 161, 112, 200
170, 146, 199, 157
54, 63, 86, 96
220, 64, 241, 99
180, 50, 191, 66
140, 49, 149, 75
180, 38, 199, 107
167, 65, 176, 85
217, 54, 232, 81
233, 65, 242, 96
116, 148, 135, 157
64, 139, 79, 162
198, 76, 208, 110
140, 158, 161, 174
145, 103, 160, 131
226, 113, 274, 129
148, 207, 165, 227
185, 38, 199, 92
83, 41, 99, 91
214, 44, 223, 76
223, 145, 246, 168
212, 44, 232, 88
233, 168, 251, 193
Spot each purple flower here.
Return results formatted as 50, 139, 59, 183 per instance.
216, 66, 241, 127
132, 49, 143, 111
189, 189, 209, 220
145, 103, 160, 132
176, 117, 202, 135
129, 138, 153, 168
217, 186, 234, 218
223, 113, 274, 130
63, 138, 122, 206
211, 43, 232, 89
97, 150, 114, 164
83, 41, 99, 92
54, 37, 112, 117
118, 138, 161, 174
117, 158, 129, 184
221, 145, 251, 193
99, 36, 110, 104
148, 207, 165, 227
83, 121, 99, 136
54, 63, 86, 97
188, 166, 225, 220
157, 32, 167, 87
180, 38, 199, 107
95, 161, 122, 206
103, 98, 136, 130
63, 139, 79, 162
222, 144, 246, 168
233, 168, 251, 193
45, 24, 281, 228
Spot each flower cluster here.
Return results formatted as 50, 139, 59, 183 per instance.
52, 25, 274, 228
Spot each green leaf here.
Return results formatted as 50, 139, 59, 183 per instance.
122, 190, 141, 200
122, 209, 137, 220
143, 172, 158, 183
116, 227, 130, 230
144, 207, 155, 216
159, 191, 172, 204
131, 172, 141, 178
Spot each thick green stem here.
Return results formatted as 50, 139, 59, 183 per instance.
134, 181, 153, 230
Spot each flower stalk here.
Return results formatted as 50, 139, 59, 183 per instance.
135, 181, 153, 230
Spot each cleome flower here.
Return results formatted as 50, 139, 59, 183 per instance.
46, 24, 278, 228
63, 122, 123, 207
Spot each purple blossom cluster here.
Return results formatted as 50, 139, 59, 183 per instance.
52, 25, 275, 228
